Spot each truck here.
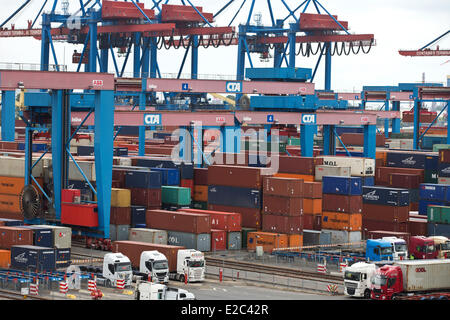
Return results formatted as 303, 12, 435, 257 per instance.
102, 252, 133, 287
408, 236, 438, 259
343, 262, 377, 299
112, 240, 205, 283
371, 260, 450, 300
135, 251, 169, 284
134, 280, 195, 300
428, 236, 450, 259
365, 239, 394, 262
381, 237, 408, 260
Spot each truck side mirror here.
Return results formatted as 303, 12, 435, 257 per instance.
108, 264, 115, 274
145, 261, 153, 271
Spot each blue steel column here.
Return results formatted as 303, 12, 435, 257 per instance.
236, 25, 246, 109
300, 124, 315, 157
324, 43, 332, 90
220, 126, 241, 154
392, 101, 401, 133
288, 23, 297, 68
40, 14, 50, 71
413, 98, 420, 150
191, 35, 199, 105
1, 91, 15, 141
273, 20, 284, 68
384, 99, 390, 138
88, 13, 98, 73
363, 125, 376, 159
139, 78, 147, 156
134, 33, 141, 78
51, 90, 64, 220
447, 100, 450, 144
94, 90, 114, 238
322, 125, 336, 155
100, 48, 108, 73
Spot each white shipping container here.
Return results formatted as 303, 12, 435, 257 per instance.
399, 139, 414, 150
117, 157, 132, 166
438, 177, 450, 185
321, 229, 362, 244
315, 165, 351, 181
128, 228, 168, 245
317, 156, 375, 176
396, 260, 450, 292
0, 156, 44, 177
34, 225, 72, 249
69, 160, 96, 181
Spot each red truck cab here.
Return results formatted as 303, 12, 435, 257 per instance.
370, 265, 403, 300
409, 236, 437, 259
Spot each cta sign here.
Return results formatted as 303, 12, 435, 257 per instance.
225, 81, 242, 93
301, 114, 316, 124
144, 114, 162, 126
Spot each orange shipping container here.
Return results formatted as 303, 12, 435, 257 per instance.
321, 211, 362, 231
0, 194, 21, 213
288, 234, 303, 250
193, 185, 208, 202
0, 249, 11, 268
303, 198, 322, 214
247, 232, 289, 253
0, 177, 44, 195
273, 173, 314, 182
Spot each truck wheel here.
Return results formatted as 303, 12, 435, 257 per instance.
180, 275, 185, 283
364, 290, 371, 299
391, 294, 398, 300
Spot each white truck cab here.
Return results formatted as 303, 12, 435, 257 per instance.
135, 281, 195, 300
343, 262, 377, 299
176, 249, 205, 282
381, 237, 408, 260
140, 251, 169, 284
103, 252, 133, 287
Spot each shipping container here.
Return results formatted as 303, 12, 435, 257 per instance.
0, 194, 22, 213
194, 168, 208, 185
112, 240, 185, 272
247, 232, 289, 253
0, 156, 44, 178
167, 231, 211, 252
322, 176, 362, 196
389, 173, 421, 189
0, 227, 33, 249
314, 165, 350, 181
161, 186, 191, 206
322, 194, 362, 213
303, 230, 321, 246
320, 229, 362, 244
363, 203, 409, 223
278, 156, 323, 175
365, 230, 410, 245
321, 212, 362, 231
109, 188, 131, 207
376, 167, 424, 186
56, 248, 71, 269
179, 209, 241, 232
133, 158, 194, 180
10, 245, 56, 272
146, 210, 211, 234
418, 199, 447, 215
303, 198, 322, 214
437, 177, 450, 185
61, 203, 98, 227
110, 207, 131, 225
302, 214, 322, 231
151, 167, 180, 186
319, 230, 332, 245
438, 163, 450, 177
21, 226, 54, 248
419, 183, 448, 201
207, 165, 267, 189
440, 149, 450, 163
0, 249, 10, 268
273, 173, 314, 182
263, 195, 303, 216
110, 224, 130, 242
193, 185, 208, 202
210, 229, 227, 251
130, 188, 162, 208
317, 156, 375, 176
386, 151, 429, 169
287, 234, 303, 249
427, 222, 450, 237
262, 177, 304, 197
208, 204, 261, 229
131, 206, 147, 227
0, 177, 44, 196
0, 218, 23, 226
362, 186, 410, 206
303, 181, 322, 198
363, 218, 409, 234
397, 260, 450, 292
125, 170, 162, 189
208, 185, 261, 209
427, 205, 450, 224
261, 214, 303, 234
227, 231, 242, 250
408, 217, 427, 236
33, 225, 71, 249
241, 227, 257, 249
128, 228, 168, 245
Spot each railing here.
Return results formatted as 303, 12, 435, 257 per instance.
0, 62, 68, 72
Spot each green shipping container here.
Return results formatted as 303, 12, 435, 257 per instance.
288, 137, 301, 146
433, 144, 450, 152
241, 227, 257, 249
424, 169, 438, 183
192, 201, 208, 210
427, 205, 450, 224
161, 186, 191, 206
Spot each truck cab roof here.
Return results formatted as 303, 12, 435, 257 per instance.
382, 237, 406, 244
367, 239, 392, 247
346, 262, 377, 271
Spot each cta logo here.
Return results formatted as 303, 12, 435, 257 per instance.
144, 114, 162, 126
226, 81, 242, 93
301, 114, 316, 124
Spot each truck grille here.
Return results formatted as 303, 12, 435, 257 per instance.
372, 288, 381, 294
346, 288, 355, 295
344, 281, 357, 289
156, 272, 167, 277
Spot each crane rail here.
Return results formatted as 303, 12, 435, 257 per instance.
0, 289, 50, 300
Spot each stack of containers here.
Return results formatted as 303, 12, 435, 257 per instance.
179, 208, 242, 251
193, 168, 209, 209
321, 176, 363, 243
146, 209, 211, 251
274, 156, 323, 182
362, 186, 410, 233
261, 177, 304, 249
388, 173, 421, 211
418, 184, 449, 216
109, 188, 132, 241
125, 169, 162, 212
207, 165, 265, 229
33, 225, 72, 269
427, 205, 450, 237
303, 182, 323, 230
438, 149, 450, 185
161, 186, 191, 209
317, 156, 375, 186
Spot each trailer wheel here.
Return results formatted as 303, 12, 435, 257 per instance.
364, 290, 371, 299
180, 275, 185, 283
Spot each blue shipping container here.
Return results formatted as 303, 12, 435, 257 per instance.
151, 168, 180, 186
135, 158, 194, 179
10, 245, 56, 272
438, 163, 450, 177
425, 155, 439, 171
386, 152, 426, 169
362, 186, 410, 206
419, 199, 447, 215
419, 184, 447, 201
76, 146, 95, 156
113, 147, 129, 157
427, 222, 450, 238
56, 248, 71, 269
362, 176, 375, 186
409, 189, 420, 203
21, 226, 54, 248
322, 176, 362, 196
0, 218, 24, 226
131, 206, 147, 227
125, 170, 162, 189
208, 185, 261, 208
18, 143, 48, 152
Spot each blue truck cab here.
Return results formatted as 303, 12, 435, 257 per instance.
365, 239, 394, 262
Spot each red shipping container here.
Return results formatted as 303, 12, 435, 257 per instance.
263, 177, 304, 197
362, 218, 409, 234
376, 167, 424, 186
178, 209, 241, 231
61, 203, 98, 227
278, 156, 323, 175
439, 149, 450, 163
61, 189, 81, 203
146, 209, 211, 234
207, 165, 265, 189
408, 217, 427, 236
303, 182, 322, 198
365, 230, 411, 246
110, 207, 131, 225
194, 168, 208, 185
180, 179, 194, 197
322, 194, 362, 213
131, 188, 161, 207
0, 227, 33, 249
388, 173, 421, 189
262, 214, 303, 234
208, 204, 261, 229
363, 203, 409, 223
263, 195, 303, 216
211, 229, 227, 251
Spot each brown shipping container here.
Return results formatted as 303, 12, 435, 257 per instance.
262, 214, 303, 234
193, 185, 208, 202
340, 133, 386, 147
303, 198, 322, 214
0, 226, 33, 249
110, 207, 131, 225
208, 204, 261, 228
208, 152, 249, 166
207, 165, 266, 189
0, 177, 44, 195
273, 173, 314, 182
0, 212, 23, 221
194, 168, 208, 185
439, 149, 450, 164
146, 210, 211, 234
0, 194, 21, 213
363, 203, 409, 223
263, 177, 304, 197
408, 217, 427, 236
388, 173, 421, 189
362, 219, 409, 234
278, 156, 323, 175
263, 195, 303, 216
112, 240, 185, 272
322, 212, 362, 231
303, 182, 322, 198
376, 167, 424, 186
322, 194, 362, 213
247, 232, 289, 253
179, 209, 241, 232
0, 249, 10, 268
365, 230, 411, 246
131, 188, 162, 207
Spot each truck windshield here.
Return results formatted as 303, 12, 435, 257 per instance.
380, 247, 393, 255
371, 274, 387, 286
442, 242, 450, 251
344, 271, 361, 281
426, 244, 435, 253
153, 261, 169, 270
188, 260, 204, 268
115, 263, 132, 272
394, 243, 407, 252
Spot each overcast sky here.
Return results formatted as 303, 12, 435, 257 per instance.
0, 0, 449, 92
